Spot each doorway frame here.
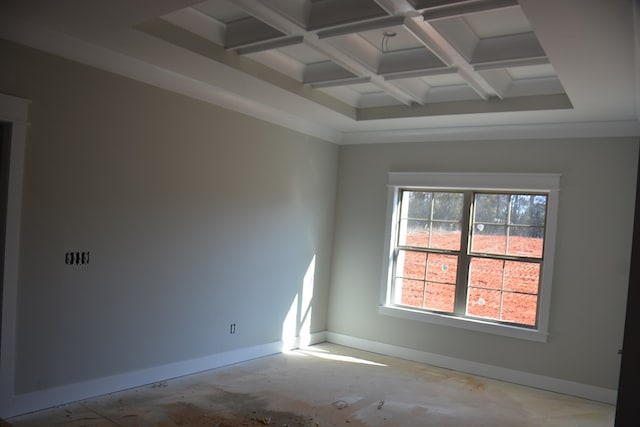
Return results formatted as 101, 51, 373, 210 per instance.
0, 93, 29, 418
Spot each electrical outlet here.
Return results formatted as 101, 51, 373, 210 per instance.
65, 251, 90, 265
230, 323, 236, 334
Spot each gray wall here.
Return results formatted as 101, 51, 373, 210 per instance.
0, 39, 338, 394
329, 139, 638, 390
2, 36, 637, 398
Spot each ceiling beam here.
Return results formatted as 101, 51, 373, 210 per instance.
316, 15, 405, 39
230, 0, 424, 106
227, 0, 541, 104
310, 76, 372, 88
403, 14, 501, 100
472, 56, 550, 71
307, 0, 389, 30
403, 15, 453, 66
422, 0, 519, 20
372, 0, 418, 15
407, 0, 475, 9
234, 35, 304, 55
382, 66, 457, 80
357, 93, 572, 120
305, 35, 425, 105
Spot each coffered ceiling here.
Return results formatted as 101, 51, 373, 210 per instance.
0, 0, 638, 143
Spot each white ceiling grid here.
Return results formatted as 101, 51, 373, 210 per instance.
0, 0, 638, 143
161, 0, 564, 111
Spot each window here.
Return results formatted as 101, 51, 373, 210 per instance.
380, 173, 560, 342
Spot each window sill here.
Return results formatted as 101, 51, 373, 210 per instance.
378, 305, 549, 343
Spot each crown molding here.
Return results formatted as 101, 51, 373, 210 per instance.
340, 120, 640, 144
0, 16, 342, 143
2, 8, 639, 147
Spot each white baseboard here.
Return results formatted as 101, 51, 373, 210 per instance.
284, 331, 328, 352
7, 330, 615, 418
325, 332, 618, 405
8, 331, 327, 418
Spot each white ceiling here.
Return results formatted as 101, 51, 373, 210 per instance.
0, 0, 638, 144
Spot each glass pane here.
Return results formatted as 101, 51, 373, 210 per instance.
468, 257, 503, 290
507, 226, 544, 258
424, 282, 455, 313
474, 194, 509, 224
397, 250, 426, 280
509, 194, 547, 226
403, 191, 433, 219
433, 192, 463, 220
399, 219, 430, 247
431, 222, 461, 250
426, 254, 458, 284
531, 195, 547, 226
466, 287, 501, 320
501, 293, 537, 326
503, 261, 540, 294
471, 224, 506, 255
397, 278, 424, 307
399, 193, 463, 250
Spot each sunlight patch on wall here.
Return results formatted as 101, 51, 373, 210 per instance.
282, 256, 316, 352
299, 255, 315, 348
282, 294, 299, 352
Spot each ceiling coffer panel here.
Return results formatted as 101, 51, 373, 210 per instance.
307, 0, 390, 30
378, 48, 447, 76
225, 16, 286, 49
303, 61, 359, 84
152, 0, 571, 118
1, 0, 636, 142
471, 32, 547, 68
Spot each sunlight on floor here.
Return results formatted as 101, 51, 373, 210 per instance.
295, 348, 388, 367
8, 343, 614, 427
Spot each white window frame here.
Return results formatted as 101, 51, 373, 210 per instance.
379, 172, 560, 342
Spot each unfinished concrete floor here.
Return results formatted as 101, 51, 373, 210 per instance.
7, 343, 614, 426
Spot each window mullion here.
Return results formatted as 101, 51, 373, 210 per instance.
454, 191, 473, 314
506, 195, 513, 257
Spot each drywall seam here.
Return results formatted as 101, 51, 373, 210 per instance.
326, 332, 617, 405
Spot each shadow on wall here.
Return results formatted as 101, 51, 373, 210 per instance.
282, 255, 316, 351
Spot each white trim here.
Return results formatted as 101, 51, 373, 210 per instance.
380, 172, 561, 342
340, 120, 640, 144
387, 172, 561, 191
326, 332, 617, 404
378, 305, 548, 342
283, 331, 328, 352
11, 342, 281, 417
0, 93, 30, 419
0, 16, 341, 144
6, 332, 326, 418
0, 94, 30, 125
1, 14, 638, 146
6, 329, 617, 415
